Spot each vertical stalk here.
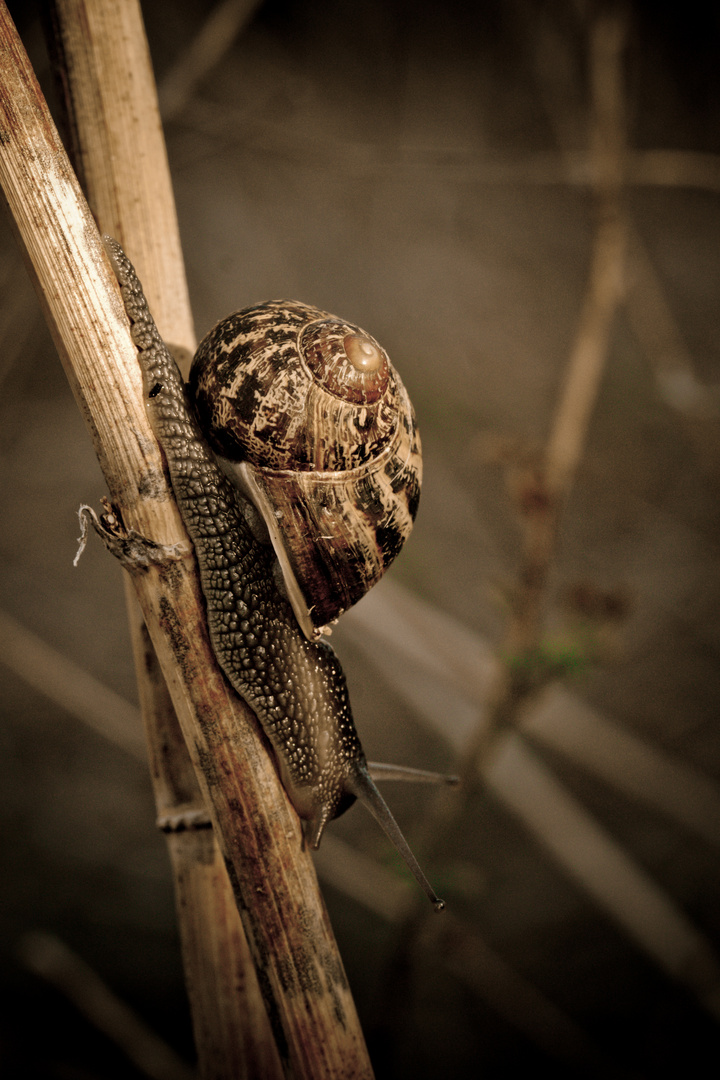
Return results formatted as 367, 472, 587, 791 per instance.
45, 0, 280, 1073
0, 4, 373, 1077
129, 609, 283, 1080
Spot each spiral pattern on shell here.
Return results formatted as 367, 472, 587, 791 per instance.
188, 300, 422, 632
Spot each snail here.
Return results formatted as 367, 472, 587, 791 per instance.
190, 298, 422, 641
104, 237, 453, 911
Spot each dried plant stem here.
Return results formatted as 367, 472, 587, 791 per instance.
47, 0, 280, 1071
0, 5, 372, 1077
376, 15, 629, 1038
509, 6, 627, 658
459, 4, 627, 821
126, 597, 283, 1080
483, 0, 628, 813
449, 9, 629, 804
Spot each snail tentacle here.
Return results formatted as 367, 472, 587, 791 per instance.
368, 762, 460, 786
345, 761, 446, 912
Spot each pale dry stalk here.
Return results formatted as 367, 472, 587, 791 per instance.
0, 4, 373, 1077
46, 0, 280, 1073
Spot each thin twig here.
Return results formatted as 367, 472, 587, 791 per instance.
20, 931, 197, 1080
45, 2, 283, 1074
158, 0, 262, 122
374, 6, 630, 1041
0, 607, 147, 759
509, 5, 628, 656
624, 226, 720, 477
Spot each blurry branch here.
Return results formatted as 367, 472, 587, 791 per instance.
146, 0, 720, 196
524, 0, 720, 478
20, 931, 197, 1080
343, 581, 720, 855
158, 0, 262, 122
486, 735, 720, 1020
417, 4, 628, 818
507, 5, 627, 657
341, 581, 720, 1021
0, 608, 147, 760
523, 684, 720, 853
162, 102, 720, 195
316, 835, 608, 1074
453, 11, 719, 1018
625, 237, 718, 421
384, 0, 720, 1025
625, 149, 720, 194
624, 229, 720, 476
371, 13, 713, 1022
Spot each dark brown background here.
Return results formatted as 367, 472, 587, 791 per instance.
1, 1, 719, 1077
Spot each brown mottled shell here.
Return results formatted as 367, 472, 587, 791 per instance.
189, 300, 422, 637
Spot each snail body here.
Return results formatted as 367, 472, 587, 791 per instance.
105, 237, 447, 910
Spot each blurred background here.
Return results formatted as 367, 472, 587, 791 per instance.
1, 0, 719, 1076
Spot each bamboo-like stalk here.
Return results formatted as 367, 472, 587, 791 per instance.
0, 5, 373, 1078
45, 1, 280, 1073
129, 611, 283, 1080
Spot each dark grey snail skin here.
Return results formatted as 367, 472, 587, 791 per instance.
104, 237, 447, 911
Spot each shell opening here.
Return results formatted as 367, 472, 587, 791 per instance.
217, 457, 331, 641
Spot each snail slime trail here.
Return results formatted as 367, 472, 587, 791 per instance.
103, 237, 454, 911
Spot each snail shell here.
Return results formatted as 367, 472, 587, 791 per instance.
188, 301, 421, 639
